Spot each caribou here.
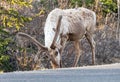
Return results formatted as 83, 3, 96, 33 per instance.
18, 7, 96, 69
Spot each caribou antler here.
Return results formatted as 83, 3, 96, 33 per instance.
17, 32, 48, 50
50, 15, 62, 49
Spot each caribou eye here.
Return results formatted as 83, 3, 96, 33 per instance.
52, 28, 56, 32
55, 51, 58, 56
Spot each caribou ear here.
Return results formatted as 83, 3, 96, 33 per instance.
52, 28, 56, 32
50, 43, 56, 49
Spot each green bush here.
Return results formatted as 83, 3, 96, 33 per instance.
0, 0, 33, 72
100, 0, 117, 13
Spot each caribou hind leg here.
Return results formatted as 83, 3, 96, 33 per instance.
85, 32, 96, 65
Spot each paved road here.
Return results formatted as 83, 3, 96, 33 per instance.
0, 64, 120, 82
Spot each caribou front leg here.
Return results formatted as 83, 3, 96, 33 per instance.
59, 35, 68, 67
72, 40, 82, 67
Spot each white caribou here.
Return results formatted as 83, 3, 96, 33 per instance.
18, 7, 96, 68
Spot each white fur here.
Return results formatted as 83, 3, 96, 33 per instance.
44, 8, 63, 48
55, 48, 61, 65
44, 8, 96, 49
43, 7, 96, 67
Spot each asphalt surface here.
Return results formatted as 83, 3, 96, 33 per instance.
0, 64, 120, 82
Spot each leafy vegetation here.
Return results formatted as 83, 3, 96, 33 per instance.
70, 0, 94, 7
0, 0, 32, 72
100, 0, 117, 13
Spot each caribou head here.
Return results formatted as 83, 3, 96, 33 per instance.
17, 15, 63, 69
